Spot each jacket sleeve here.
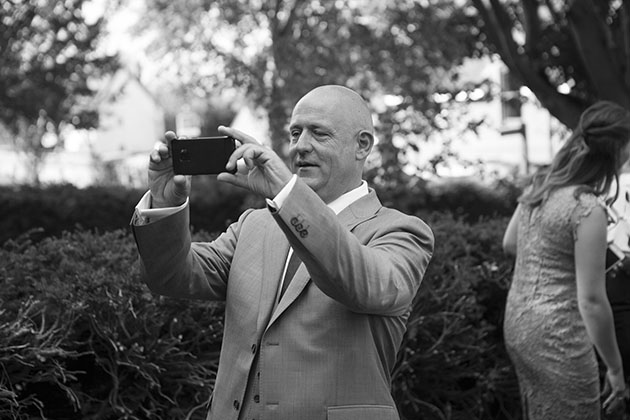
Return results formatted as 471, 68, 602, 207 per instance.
271, 179, 434, 316
132, 203, 253, 300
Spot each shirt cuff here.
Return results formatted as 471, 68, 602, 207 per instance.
266, 174, 297, 212
133, 191, 188, 225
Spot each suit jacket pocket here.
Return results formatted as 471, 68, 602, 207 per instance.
327, 404, 398, 420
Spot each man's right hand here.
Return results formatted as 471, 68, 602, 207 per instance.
148, 131, 191, 208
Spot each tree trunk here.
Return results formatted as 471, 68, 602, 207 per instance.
472, 0, 630, 130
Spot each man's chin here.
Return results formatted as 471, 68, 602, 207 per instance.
296, 167, 319, 178
295, 172, 321, 189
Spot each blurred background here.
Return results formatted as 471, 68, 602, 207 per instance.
3, 1, 630, 420
2, 0, 604, 190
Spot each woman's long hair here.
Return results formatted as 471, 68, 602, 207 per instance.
520, 101, 630, 207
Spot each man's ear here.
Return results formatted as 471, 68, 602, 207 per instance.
356, 131, 374, 160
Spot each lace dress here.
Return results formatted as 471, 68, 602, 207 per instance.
504, 186, 604, 419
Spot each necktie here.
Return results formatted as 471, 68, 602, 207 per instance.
280, 249, 301, 297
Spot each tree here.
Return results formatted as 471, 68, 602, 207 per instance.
0, 0, 118, 184
472, 0, 630, 129
135, 0, 482, 176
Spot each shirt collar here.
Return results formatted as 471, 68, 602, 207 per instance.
327, 181, 369, 215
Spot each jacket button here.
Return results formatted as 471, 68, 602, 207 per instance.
253, 394, 260, 403
233, 399, 240, 410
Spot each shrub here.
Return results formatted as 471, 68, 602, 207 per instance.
2, 177, 517, 245
0, 229, 224, 420
0, 184, 144, 245
392, 212, 519, 420
0, 210, 520, 419
0, 180, 260, 245
375, 177, 520, 222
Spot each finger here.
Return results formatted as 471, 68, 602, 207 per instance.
150, 146, 171, 169
217, 171, 248, 189
173, 174, 189, 187
242, 147, 259, 170
604, 393, 615, 411
603, 378, 612, 396
218, 125, 260, 146
226, 143, 259, 171
150, 132, 175, 163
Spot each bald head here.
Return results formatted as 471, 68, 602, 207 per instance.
295, 85, 374, 136
287, 85, 375, 203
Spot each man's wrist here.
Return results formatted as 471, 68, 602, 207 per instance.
151, 195, 187, 209
134, 191, 188, 225
266, 175, 297, 212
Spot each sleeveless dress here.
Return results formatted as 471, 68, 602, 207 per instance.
504, 186, 604, 419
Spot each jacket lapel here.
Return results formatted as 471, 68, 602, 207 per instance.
266, 189, 382, 328
257, 223, 290, 334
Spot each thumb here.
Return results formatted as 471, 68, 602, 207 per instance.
170, 174, 191, 203
602, 375, 612, 398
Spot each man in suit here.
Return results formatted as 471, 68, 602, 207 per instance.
132, 85, 434, 420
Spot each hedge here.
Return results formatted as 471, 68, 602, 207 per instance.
0, 177, 517, 245
1, 229, 225, 420
0, 179, 259, 246
0, 211, 520, 420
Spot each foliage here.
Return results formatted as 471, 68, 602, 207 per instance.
373, 176, 520, 223
0, 177, 517, 246
0, 180, 257, 245
134, 0, 483, 166
0, 184, 144, 245
393, 212, 519, 420
471, 0, 630, 129
0, 229, 224, 420
0, 210, 520, 419
0, 0, 119, 184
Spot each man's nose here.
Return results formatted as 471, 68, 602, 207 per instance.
293, 131, 313, 153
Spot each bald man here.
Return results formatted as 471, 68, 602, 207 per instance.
131, 85, 434, 420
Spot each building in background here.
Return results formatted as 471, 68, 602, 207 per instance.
0, 68, 165, 187
0, 57, 564, 187
413, 56, 562, 180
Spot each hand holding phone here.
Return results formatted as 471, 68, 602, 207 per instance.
171, 136, 237, 175
148, 131, 192, 208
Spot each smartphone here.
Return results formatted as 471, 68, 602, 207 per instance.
171, 136, 236, 175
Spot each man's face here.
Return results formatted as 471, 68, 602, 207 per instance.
288, 95, 360, 204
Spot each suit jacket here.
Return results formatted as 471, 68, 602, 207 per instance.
132, 179, 434, 420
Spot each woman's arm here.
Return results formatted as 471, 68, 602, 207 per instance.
502, 205, 520, 255
575, 205, 626, 410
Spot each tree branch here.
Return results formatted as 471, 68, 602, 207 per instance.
472, 0, 585, 127
567, 0, 630, 106
621, 0, 630, 87
522, 0, 541, 56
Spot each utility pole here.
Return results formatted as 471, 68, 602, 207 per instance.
500, 123, 528, 174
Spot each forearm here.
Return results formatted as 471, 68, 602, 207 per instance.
273, 180, 434, 315
579, 298, 624, 373
132, 205, 237, 300
305, 228, 430, 315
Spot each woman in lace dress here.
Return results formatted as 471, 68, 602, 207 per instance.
502, 101, 630, 419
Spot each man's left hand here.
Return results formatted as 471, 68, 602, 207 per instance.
217, 125, 293, 198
